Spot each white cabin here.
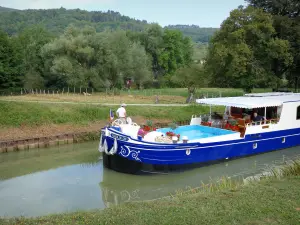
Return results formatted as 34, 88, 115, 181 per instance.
194, 92, 300, 141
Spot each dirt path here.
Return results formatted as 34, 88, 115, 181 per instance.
0, 117, 172, 142
0, 99, 189, 106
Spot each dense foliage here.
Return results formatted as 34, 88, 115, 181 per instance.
0, 6, 17, 12
0, 30, 22, 90
206, 1, 300, 92
245, 0, 300, 89
1, 1, 299, 93
165, 25, 219, 43
0, 23, 194, 91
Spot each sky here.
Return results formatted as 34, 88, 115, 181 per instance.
1, 0, 247, 27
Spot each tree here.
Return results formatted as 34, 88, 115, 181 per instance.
0, 30, 21, 90
41, 26, 152, 90
159, 29, 193, 75
205, 6, 293, 92
16, 25, 54, 89
171, 64, 208, 102
140, 24, 164, 78
126, 42, 152, 89
246, 0, 300, 18
246, 0, 300, 90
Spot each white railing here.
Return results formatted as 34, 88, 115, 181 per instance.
245, 119, 279, 127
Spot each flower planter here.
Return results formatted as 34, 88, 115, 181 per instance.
166, 132, 180, 141
143, 126, 151, 132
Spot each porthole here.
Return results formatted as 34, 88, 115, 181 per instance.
253, 143, 257, 149
282, 137, 286, 143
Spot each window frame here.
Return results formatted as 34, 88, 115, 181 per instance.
297, 106, 300, 120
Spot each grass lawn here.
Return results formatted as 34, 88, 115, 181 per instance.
1, 176, 300, 225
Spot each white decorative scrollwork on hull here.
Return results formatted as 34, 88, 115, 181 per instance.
119, 146, 141, 162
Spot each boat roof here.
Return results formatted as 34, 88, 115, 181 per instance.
244, 92, 295, 97
196, 93, 300, 108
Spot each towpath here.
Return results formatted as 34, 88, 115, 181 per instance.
0, 99, 190, 106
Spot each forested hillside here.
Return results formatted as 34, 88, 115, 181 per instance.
0, 7, 217, 43
0, 6, 17, 12
165, 25, 218, 43
0, 7, 148, 35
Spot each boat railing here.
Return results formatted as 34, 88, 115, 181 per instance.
245, 118, 279, 127
191, 113, 228, 128
192, 112, 224, 120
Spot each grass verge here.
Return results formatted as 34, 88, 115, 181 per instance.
0, 101, 211, 127
1, 161, 300, 225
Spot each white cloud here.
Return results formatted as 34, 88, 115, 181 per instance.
1, 0, 115, 10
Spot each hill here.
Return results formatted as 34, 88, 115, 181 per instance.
165, 25, 219, 43
0, 6, 18, 12
0, 7, 148, 35
0, 7, 218, 43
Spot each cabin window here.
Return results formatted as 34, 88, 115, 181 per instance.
297, 106, 300, 120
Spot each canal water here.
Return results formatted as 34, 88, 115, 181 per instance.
0, 142, 299, 218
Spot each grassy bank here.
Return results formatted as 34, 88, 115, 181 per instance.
1, 161, 300, 225
0, 101, 210, 127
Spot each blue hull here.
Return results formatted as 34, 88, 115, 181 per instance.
101, 127, 300, 174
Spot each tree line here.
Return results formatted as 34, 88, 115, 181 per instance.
0, 24, 194, 92
165, 25, 219, 43
1, 0, 299, 94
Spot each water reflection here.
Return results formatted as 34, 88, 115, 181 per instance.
0, 142, 299, 218
99, 147, 300, 208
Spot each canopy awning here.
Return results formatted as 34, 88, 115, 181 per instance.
195, 96, 283, 109
244, 92, 294, 97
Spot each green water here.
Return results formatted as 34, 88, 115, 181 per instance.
0, 142, 299, 218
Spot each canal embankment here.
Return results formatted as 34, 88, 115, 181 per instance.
0, 101, 197, 152
1, 160, 300, 225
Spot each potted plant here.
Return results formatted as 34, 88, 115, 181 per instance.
229, 119, 238, 131
168, 122, 178, 130
143, 120, 153, 132
201, 115, 209, 126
